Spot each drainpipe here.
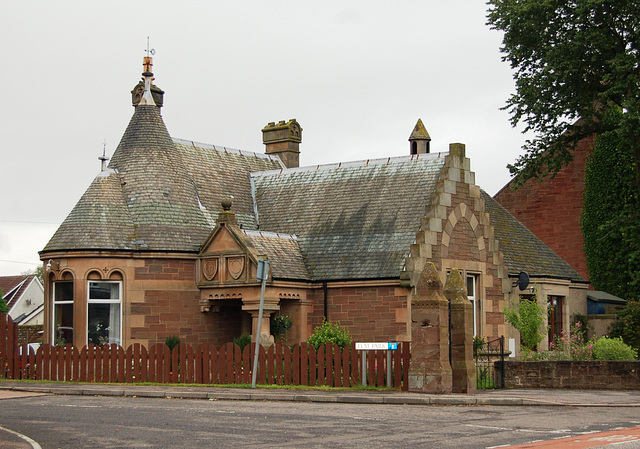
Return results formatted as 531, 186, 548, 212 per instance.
323, 281, 328, 321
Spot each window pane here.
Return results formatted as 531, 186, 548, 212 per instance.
54, 303, 73, 344
466, 276, 475, 297
88, 303, 121, 345
89, 282, 119, 300
54, 281, 74, 301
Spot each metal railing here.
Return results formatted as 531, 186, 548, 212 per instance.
474, 336, 505, 389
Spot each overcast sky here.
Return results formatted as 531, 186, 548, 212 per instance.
0, 1, 530, 276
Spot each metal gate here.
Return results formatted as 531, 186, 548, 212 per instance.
474, 336, 505, 389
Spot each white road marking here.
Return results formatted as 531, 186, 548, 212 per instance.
465, 424, 571, 434
57, 404, 100, 408
0, 425, 42, 449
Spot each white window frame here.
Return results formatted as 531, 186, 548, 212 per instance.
52, 281, 74, 344
87, 281, 122, 346
466, 273, 479, 337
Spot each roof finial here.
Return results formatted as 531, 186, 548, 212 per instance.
99, 139, 110, 172
139, 37, 156, 106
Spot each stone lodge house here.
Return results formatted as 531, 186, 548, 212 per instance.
40, 59, 587, 354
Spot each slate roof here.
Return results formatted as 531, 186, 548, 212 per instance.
238, 230, 310, 281
482, 191, 585, 282
42, 69, 585, 286
43, 105, 282, 253
0, 275, 36, 309
252, 154, 446, 280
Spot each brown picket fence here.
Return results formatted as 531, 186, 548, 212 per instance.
0, 314, 409, 389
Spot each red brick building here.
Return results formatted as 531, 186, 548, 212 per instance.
494, 135, 594, 282
40, 59, 586, 354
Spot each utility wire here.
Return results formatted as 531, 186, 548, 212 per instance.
0, 260, 41, 266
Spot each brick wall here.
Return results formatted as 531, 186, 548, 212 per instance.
134, 259, 196, 281
494, 136, 593, 281
308, 285, 409, 343
130, 259, 241, 347
434, 163, 508, 340
501, 360, 640, 389
18, 325, 43, 345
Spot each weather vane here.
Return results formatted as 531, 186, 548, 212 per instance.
145, 37, 156, 57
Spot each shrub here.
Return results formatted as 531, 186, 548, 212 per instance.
233, 333, 252, 351
473, 336, 485, 355
503, 297, 546, 351
165, 335, 180, 351
271, 315, 293, 336
546, 324, 593, 361
571, 313, 590, 341
609, 301, 640, 352
307, 319, 352, 350
592, 336, 638, 361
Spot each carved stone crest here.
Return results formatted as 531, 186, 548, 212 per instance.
227, 256, 245, 280
203, 258, 219, 281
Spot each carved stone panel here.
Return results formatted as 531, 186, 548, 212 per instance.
227, 256, 245, 280
203, 258, 219, 281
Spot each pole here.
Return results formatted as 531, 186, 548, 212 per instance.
387, 350, 392, 387
361, 351, 367, 387
251, 259, 270, 389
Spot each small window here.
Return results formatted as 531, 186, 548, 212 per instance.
53, 281, 74, 345
547, 295, 563, 343
87, 281, 122, 345
466, 274, 479, 336
411, 141, 417, 155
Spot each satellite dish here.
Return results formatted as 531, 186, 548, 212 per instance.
515, 271, 530, 291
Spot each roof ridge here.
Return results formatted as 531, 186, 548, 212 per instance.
250, 151, 447, 178
242, 229, 298, 240
173, 138, 280, 162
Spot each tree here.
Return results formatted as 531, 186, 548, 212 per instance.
22, 266, 44, 285
609, 301, 640, 351
581, 108, 640, 301
503, 297, 546, 351
487, 0, 640, 191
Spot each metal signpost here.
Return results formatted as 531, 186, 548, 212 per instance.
251, 259, 270, 389
355, 342, 398, 387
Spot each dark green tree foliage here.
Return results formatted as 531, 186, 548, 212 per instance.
609, 301, 640, 351
582, 109, 640, 302
487, 0, 640, 191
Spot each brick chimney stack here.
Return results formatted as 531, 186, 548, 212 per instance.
262, 119, 302, 168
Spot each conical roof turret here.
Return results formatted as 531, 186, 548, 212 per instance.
409, 119, 431, 154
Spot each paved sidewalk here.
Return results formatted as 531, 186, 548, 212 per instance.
1, 381, 638, 407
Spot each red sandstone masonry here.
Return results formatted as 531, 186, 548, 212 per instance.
308, 286, 408, 342
502, 360, 640, 390
131, 259, 240, 347
494, 136, 594, 281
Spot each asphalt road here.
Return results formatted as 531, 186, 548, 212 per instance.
1, 394, 639, 448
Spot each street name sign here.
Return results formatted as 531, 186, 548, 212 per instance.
355, 342, 398, 350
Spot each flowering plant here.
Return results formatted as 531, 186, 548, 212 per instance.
521, 323, 593, 361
